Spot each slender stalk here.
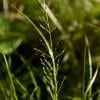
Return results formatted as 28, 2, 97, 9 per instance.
82, 41, 86, 100
85, 36, 92, 100
88, 48, 92, 100
15, 77, 28, 93
3, 54, 18, 100
51, 50, 58, 100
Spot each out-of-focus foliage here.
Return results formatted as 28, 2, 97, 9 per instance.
0, 0, 100, 100
0, 16, 24, 54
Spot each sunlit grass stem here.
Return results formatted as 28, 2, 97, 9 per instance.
82, 40, 86, 100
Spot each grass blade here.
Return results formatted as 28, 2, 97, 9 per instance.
85, 68, 98, 98
3, 54, 18, 100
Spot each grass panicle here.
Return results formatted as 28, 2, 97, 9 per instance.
11, 3, 58, 99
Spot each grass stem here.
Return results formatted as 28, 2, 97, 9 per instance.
3, 54, 18, 100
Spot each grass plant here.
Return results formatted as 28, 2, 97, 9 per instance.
0, 0, 99, 100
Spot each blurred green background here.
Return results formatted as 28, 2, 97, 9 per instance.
0, 0, 100, 100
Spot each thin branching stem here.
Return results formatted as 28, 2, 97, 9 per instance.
11, 4, 58, 100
